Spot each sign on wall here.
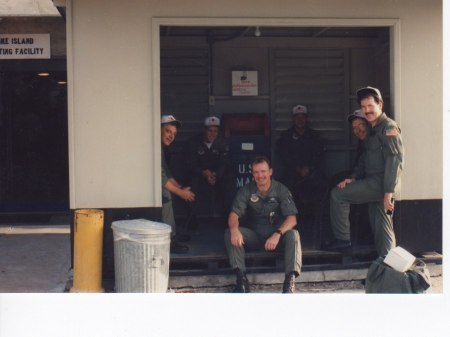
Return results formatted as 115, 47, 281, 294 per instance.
231, 70, 258, 96
0, 34, 50, 59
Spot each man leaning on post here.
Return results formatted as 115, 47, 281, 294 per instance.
224, 156, 302, 293
161, 115, 196, 254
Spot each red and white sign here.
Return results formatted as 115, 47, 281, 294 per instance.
232, 71, 258, 96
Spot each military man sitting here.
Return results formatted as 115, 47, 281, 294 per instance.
224, 156, 302, 293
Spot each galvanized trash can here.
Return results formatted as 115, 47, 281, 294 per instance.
111, 219, 172, 293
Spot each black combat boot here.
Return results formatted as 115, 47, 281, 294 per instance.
233, 269, 250, 293
282, 272, 297, 293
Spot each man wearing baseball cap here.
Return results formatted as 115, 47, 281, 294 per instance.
161, 114, 195, 254
330, 109, 371, 187
185, 116, 235, 229
276, 104, 328, 228
326, 87, 403, 257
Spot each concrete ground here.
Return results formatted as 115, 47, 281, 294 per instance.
0, 223, 443, 293
0, 221, 71, 293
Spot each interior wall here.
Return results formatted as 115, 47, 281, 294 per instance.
67, 0, 442, 208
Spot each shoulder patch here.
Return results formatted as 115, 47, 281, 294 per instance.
385, 128, 399, 136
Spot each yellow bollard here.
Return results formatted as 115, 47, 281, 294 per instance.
70, 209, 105, 293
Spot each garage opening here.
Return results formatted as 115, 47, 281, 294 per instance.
159, 25, 391, 272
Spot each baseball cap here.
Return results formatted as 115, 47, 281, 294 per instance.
161, 115, 182, 128
347, 109, 365, 123
292, 104, 308, 115
356, 86, 383, 102
204, 116, 220, 127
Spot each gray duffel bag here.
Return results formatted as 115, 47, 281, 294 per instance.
365, 256, 432, 294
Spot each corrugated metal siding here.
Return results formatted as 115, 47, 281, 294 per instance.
270, 48, 347, 145
160, 48, 210, 141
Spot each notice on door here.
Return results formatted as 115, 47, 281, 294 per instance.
231, 71, 258, 96
0, 34, 50, 59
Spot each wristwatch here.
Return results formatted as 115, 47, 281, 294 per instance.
275, 229, 283, 236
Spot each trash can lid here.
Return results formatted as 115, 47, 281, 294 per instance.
111, 219, 172, 235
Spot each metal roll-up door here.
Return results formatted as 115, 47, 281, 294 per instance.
160, 47, 210, 142
270, 48, 348, 177
160, 47, 211, 189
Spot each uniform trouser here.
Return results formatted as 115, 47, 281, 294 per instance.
189, 172, 235, 217
286, 170, 329, 204
162, 200, 176, 237
224, 226, 302, 276
368, 201, 396, 256
330, 179, 396, 256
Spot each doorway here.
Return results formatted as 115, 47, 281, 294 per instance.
0, 60, 69, 218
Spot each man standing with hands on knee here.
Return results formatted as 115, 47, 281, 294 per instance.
326, 87, 403, 257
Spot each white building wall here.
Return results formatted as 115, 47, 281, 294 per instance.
66, 0, 442, 208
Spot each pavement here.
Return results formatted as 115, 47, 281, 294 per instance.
0, 220, 443, 293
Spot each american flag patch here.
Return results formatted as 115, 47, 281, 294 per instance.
386, 128, 398, 136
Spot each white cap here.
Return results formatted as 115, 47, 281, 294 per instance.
161, 115, 182, 128
292, 104, 308, 115
204, 116, 220, 127
347, 109, 366, 122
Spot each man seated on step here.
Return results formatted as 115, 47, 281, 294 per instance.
224, 156, 302, 293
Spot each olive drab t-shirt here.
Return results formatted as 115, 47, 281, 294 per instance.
231, 180, 298, 228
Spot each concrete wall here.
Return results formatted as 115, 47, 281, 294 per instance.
66, 0, 442, 208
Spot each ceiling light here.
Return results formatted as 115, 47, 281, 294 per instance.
37, 72, 50, 77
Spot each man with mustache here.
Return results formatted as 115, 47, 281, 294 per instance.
326, 87, 403, 257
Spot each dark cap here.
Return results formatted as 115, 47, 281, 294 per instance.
356, 86, 383, 102
161, 114, 182, 128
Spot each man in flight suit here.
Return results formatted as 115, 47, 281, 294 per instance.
276, 104, 329, 223
161, 115, 195, 254
186, 116, 235, 227
326, 87, 403, 256
224, 156, 302, 293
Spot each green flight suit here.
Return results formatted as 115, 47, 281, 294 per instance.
330, 113, 403, 256
224, 179, 302, 275
161, 148, 176, 237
